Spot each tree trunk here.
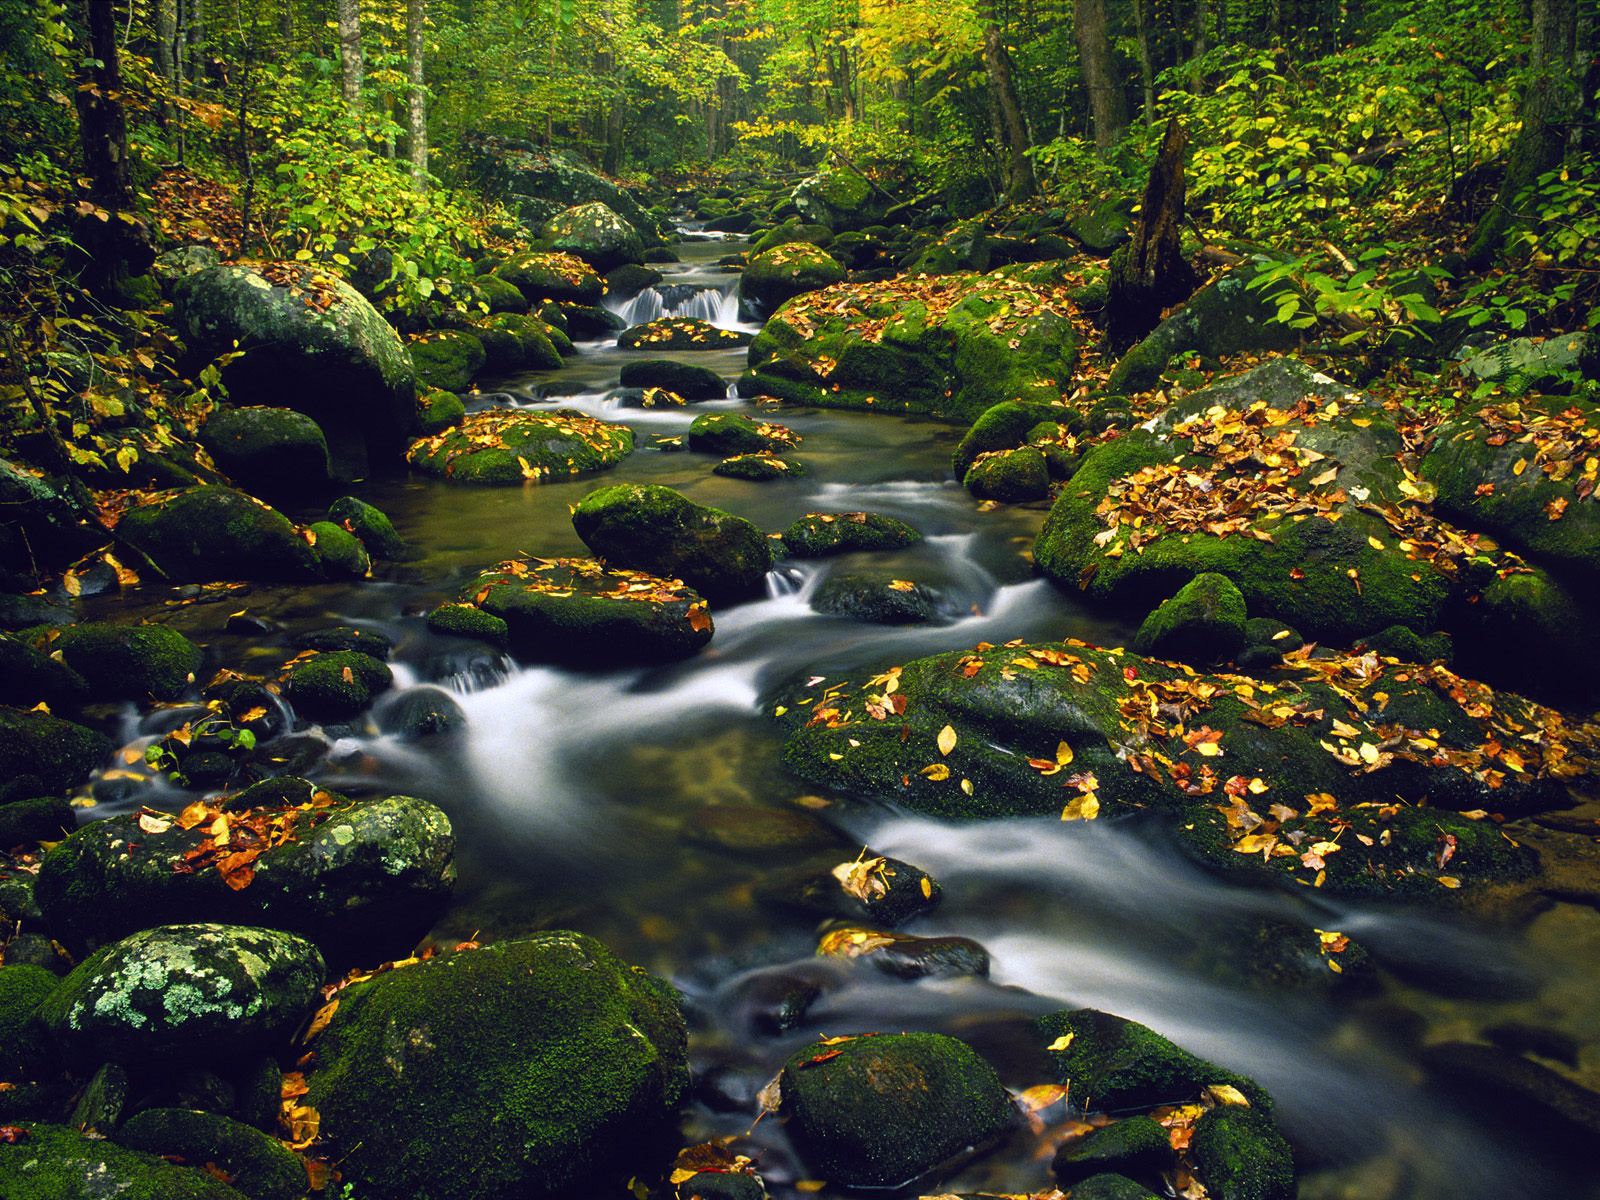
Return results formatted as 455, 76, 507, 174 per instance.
407, 0, 428, 184
1106, 117, 1200, 349
983, 23, 1038, 202
1134, 0, 1156, 122
154, 0, 176, 82
1466, 0, 1580, 265
1075, 0, 1128, 149
336, 0, 365, 118
1191, 0, 1210, 84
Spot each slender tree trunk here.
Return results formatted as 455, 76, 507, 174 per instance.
76, 0, 134, 209
1191, 0, 1210, 84
1466, 0, 1580, 264
154, 0, 176, 82
1075, 0, 1128, 149
1107, 117, 1200, 348
407, 0, 428, 184
336, 0, 365, 118
1134, 0, 1156, 122
983, 23, 1038, 201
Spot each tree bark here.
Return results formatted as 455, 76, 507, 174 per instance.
154, 0, 176, 83
1106, 117, 1200, 349
983, 23, 1038, 202
1133, 0, 1156, 122
1075, 0, 1128, 149
336, 0, 365, 118
75, 0, 133, 209
407, 0, 428, 184
1466, 0, 1580, 265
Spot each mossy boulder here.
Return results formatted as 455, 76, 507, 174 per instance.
1070, 1175, 1164, 1200
781, 511, 922, 557
38, 923, 323, 1065
0, 633, 88, 709
0, 1122, 250, 1199
116, 1108, 306, 1200
408, 329, 487, 391
1053, 1116, 1173, 1186
1038, 1008, 1268, 1110
0, 963, 57, 1078
0, 795, 75, 846
542, 201, 646, 271
377, 686, 467, 740
620, 318, 751, 351
1189, 1104, 1295, 1200
573, 483, 773, 603
426, 602, 509, 645
792, 169, 889, 231
35, 792, 454, 958
465, 556, 713, 664
1420, 395, 1600, 581
200, 406, 331, 501
713, 453, 805, 481
474, 272, 530, 313
418, 388, 467, 435
493, 250, 605, 306
172, 262, 417, 477
282, 649, 393, 720
618, 358, 727, 400
1107, 262, 1300, 394
0, 706, 111, 795
954, 399, 1081, 477
778, 1032, 1014, 1187
688, 412, 799, 456
328, 495, 414, 561
742, 242, 844, 313
407, 408, 633, 485
1035, 361, 1453, 644
1450, 567, 1600, 703
964, 446, 1051, 501
306, 933, 689, 1200
39, 621, 201, 701
1068, 196, 1136, 253
814, 573, 937, 624
478, 312, 564, 372
757, 852, 941, 927
1133, 573, 1248, 666
307, 520, 370, 579
118, 485, 319, 582
606, 263, 664, 296
743, 271, 1078, 422
153, 244, 221, 294
751, 220, 835, 254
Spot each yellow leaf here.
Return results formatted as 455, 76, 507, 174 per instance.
937, 725, 958, 755
1056, 740, 1074, 765
1367, 535, 1385, 551
1046, 1033, 1075, 1051
1205, 1083, 1251, 1107
1060, 792, 1100, 821
920, 763, 950, 781
1437, 875, 1461, 888
1513, 458, 1527, 476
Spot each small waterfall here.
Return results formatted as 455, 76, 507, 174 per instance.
608, 282, 741, 328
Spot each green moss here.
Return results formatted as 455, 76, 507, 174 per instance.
1053, 1116, 1173, 1185
964, 446, 1050, 502
0, 964, 57, 1078
474, 273, 529, 314
494, 251, 605, 306
427, 602, 509, 645
1360, 623, 1453, 663
328, 495, 414, 560
618, 358, 726, 400
408, 409, 633, 485
282, 650, 392, 721
0, 796, 74, 846
1133, 573, 1248, 666
481, 313, 563, 371
116, 1108, 305, 1200
542, 202, 645, 271
781, 511, 921, 557
689, 413, 798, 456
0, 706, 112, 794
1037, 1009, 1269, 1110
307, 933, 687, 1200
1189, 1105, 1294, 1200
418, 388, 467, 435
0, 633, 87, 709
742, 242, 845, 311
779, 1032, 1014, 1188
119, 485, 320, 582
713, 453, 806, 480
619, 318, 750, 351
0, 1123, 250, 1199
200, 406, 330, 496
953, 400, 1079, 476
409, 329, 488, 391
44, 622, 201, 702
307, 520, 370, 580
1070, 1175, 1164, 1200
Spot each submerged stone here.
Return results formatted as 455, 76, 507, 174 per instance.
781, 511, 921, 557
618, 358, 727, 399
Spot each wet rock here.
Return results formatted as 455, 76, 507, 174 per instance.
1037, 1009, 1269, 1110
477, 312, 564, 371
778, 1031, 1014, 1187
733, 969, 825, 1035
780, 511, 921, 557
473, 272, 530, 313
0, 963, 57, 1078
409, 329, 488, 391
953, 399, 1081, 477
307, 519, 370, 578
964, 446, 1051, 502
1484, 1020, 1582, 1067
816, 926, 989, 980
1133, 573, 1248, 666
685, 805, 837, 856
1417, 1040, 1600, 1141
0, 591, 75, 632
282, 649, 392, 720
407, 408, 633, 485
542, 201, 646, 271
0, 796, 77, 846
1070, 1175, 1164, 1200
1190, 1104, 1295, 1200
297, 625, 394, 659
678, 1170, 766, 1200
39, 621, 201, 702
1053, 1116, 1173, 1186
742, 242, 844, 313
0, 1122, 250, 1199
573, 483, 773, 603
118, 485, 320, 582
618, 358, 727, 399
0, 632, 88, 709
116, 1108, 306, 1200
758, 853, 941, 927
813, 573, 937, 624
328, 495, 415, 561
427, 602, 509, 645
620, 317, 751, 351
306, 933, 689, 1200
67, 1061, 129, 1133
377, 686, 467, 740
418, 387, 467, 434
464, 555, 713, 664
172, 262, 417, 477
39, 923, 323, 1066
200, 405, 332, 503
0, 706, 110, 796
714, 453, 805, 481
494, 250, 605, 306
689, 412, 799, 457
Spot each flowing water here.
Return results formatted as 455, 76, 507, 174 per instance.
83, 231, 1600, 1200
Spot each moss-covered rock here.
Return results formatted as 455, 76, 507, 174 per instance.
38, 923, 323, 1065
1133, 573, 1248, 666
377, 686, 467, 740
35, 791, 454, 958
306, 520, 371, 579
408, 329, 488, 392
0, 795, 75, 846
282, 649, 392, 720
792, 169, 889, 231
542, 201, 646, 271
742, 242, 845, 313
1053, 1116, 1173, 1186
620, 318, 751, 351
32, 621, 200, 702
1038, 1008, 1268, 1110
744, 272, 1078, 422
200, 406, 331, 500
1451, 567, 1599, 703
118, 485, 319, 582
0, 706, 110, 795
418, 388, 467, 435
1359, 622, 1453, 663
778, 1032, 1014, 1187
1189, 1104, 1295, 1200
474, 272, 530, 314
306, 933, 688, 1200
618, 358, 727, 400
605, 263, 664, 296
954, 399, 1081, 477
478, 313, 563, 372
115, 1108, 305, 1200
464, 556, 713, 664
172, 262, 417, 477
781, 511, 922, 557
426, 602, 509, 645
688, 412, 800, 456
751, 220, 836, 254
757, 853, 941, 927
407, 408, 633, 485
813, 573, 937, 624
713, 453, 806, 481
328, 495, 414, 561
0, 963, 56, 1078
0, 1122, 250, 1199
573, 483, 773, 603
1067, 196, 1136, 253
0, 633, 88, 710
1070, 1174, 1165, 1200
493, 250, 605, 306
964, 446, 1051, 501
